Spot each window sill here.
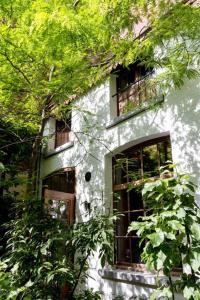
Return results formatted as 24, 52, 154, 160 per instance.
106, 96, 164, 129
44, 141, 74, 158
99, 267, 181, 288
99, 268, 166, 288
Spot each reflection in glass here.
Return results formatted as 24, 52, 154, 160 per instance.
127, 150, 141, 181
131, 239, 144, 263
48, 199, 67, 222
159, 140, 172, 166
129, 189, 143, 210
114, 158, 127, 185
113, 190, 128, 212
116, 237, 131, 263
143, 144, 159, 178
116, 213, 129, 236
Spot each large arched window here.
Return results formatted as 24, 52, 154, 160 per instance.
113, 136, 172, 268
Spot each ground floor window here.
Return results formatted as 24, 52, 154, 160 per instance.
43, 168, 75, 224
113, 136, 172, 267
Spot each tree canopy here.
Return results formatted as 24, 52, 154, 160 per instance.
0, 0, 199, 130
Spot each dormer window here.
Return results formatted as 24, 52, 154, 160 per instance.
55, 118, 71, 148
114, 63, 155, 116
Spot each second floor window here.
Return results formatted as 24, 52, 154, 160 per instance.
55, 118, 71, 148
115, 63, 156, 116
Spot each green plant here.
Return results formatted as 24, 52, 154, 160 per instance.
0, 198, 117, 299
74, 289, 102, 300
128, 167, 200, 300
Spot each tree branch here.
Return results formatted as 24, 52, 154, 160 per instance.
1, 51, 31, 85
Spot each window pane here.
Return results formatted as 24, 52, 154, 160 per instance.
130, 211, 144, 222
131, 238, 144, 263
127, 150, 141, 181
159, 139, 172, 166
129, 189, 143, 211
113, 190, 128, 212
48, 199, 68, 222
55, 119, 71, 148
114, 158, 127, 185
116, 237, 131, 264
143, 144, 159, 178
116, 213, 129, 236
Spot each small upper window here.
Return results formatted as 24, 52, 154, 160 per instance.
55, 118, 71, 148
114, 63, 155, 116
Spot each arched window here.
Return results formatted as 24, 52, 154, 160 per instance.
113, 136, 172, 268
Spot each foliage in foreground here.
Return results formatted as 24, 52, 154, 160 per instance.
128, 167, 200, 300
0, 120, 35, 256
0, 0, 199, 129
0, 198, 116, 299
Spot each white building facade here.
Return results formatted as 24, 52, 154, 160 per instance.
41, 67, 200, 299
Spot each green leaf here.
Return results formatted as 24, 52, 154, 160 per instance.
183, 286, 195, 299
190, 252, 200, 272
190, 223, 200, 240
128, 221, 141, 233
167, 220, 184, 232
157, 250, 166, 270
147, 232, 164, 248
176, 207, 186, 219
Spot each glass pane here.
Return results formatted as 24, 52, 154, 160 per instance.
116, 213, 129, 236
114, 158, 127, 185
143, 144, 159, 178
129, 189, 143, 211
130, 211, 144, 225
113, 190, 128, 212
159, 139, 172, 167
116, 237, 131, 264
127, 150, 141, 181
131, 238, 144, 263
48, 199, 67, 222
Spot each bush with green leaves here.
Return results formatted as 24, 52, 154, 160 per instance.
128, 167, 200, 300
0, 198, 117, 299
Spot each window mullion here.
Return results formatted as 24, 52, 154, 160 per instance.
140, 147, 144, 180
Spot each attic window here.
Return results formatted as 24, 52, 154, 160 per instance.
114, 63, 156, 116
55, 118, 71, 148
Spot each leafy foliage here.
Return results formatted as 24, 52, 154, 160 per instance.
0, 198, 116, 299
0, 120, 35, 256
128, 167, 200, 299
0, 1, 199, 129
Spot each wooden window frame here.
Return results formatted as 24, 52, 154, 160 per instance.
43, 168, 76, 225
55, 119, 71, 149
113, 63, 156, 116
113, 136, 172, 269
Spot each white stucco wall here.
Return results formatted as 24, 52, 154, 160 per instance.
41, 76, 200, 299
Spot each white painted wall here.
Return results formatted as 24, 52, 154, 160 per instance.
41, 75, 200, 299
